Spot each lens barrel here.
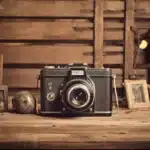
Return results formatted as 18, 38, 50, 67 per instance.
62, 78, 95, 112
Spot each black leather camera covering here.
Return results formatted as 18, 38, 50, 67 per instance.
40, 64, 112, 116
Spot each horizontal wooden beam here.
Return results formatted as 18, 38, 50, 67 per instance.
0, 20, 93, 40
104, 53, 145, 65
0, 0, 94, 17
104, 12, 124, 18
104, 21, 124, 29
104, 46, 124, 52
3, 0, 146, 19
0, 44, 93, 64
104, 30, 124, 41
135, 1, 150, 18
104, 54, 123, 64
104, 1, 124, 11
3, 68, 124, 88
3, 68, 147, 89
0, 19, 126, 41
0, 0, 125, 18
0, 43, 145, 65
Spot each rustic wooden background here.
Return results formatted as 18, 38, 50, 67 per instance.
0, 0, 149, 96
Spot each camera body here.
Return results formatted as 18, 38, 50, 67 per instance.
40, 64, 113, 116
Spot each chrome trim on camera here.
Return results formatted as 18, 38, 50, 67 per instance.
44, 66, 55, 69
47, 92, 56, 102
40, 111, 112, 115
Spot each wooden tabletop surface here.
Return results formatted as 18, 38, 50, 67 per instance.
0, 109, 150, 149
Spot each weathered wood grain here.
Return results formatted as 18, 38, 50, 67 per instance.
104, 53, 145, 65
104, 0, 150, 19
0, 54, 3, 84
104, 20, 124, 29
135, 0, 150, 18
104, 0, 124, 11
0, 44, 139, 65
3, 68, 147, 89
104, 54, 123, 64
94, 0, 104, 68
0, 44, 93, 64
135, 29, 150, 36
0, 19, 125, 41
0, 20, 93, 40
104, 0, 124, 18
0, 0, 94, 17
3, 68, 123, 88
104, 46, 124, 52
0, 0, 134, 19
1, 110, 150, 149
104, 11, 124, 18
124, 0, 135, 79
0, 0, 125, 18
0, 0, 148, 92
104, 30, 124, 40
136, 21, 150, 29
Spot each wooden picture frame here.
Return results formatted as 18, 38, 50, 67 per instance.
0, 85, 8, 112
124, 80, 150, 109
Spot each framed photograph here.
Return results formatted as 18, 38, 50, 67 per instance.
0, 85, 8, 112
124, 80, 150, 109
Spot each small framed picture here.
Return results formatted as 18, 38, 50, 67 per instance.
124, 80, 150, 109
0, 85, 8, 112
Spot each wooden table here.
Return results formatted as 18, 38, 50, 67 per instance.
0, 109, 150, 149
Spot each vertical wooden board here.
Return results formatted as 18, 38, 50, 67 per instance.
0, 54, 3, 84
124, 0, 135, 79
94, 0, 104, 68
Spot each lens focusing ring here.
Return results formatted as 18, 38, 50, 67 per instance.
67, 84, 91, 109
61, 78, 95, 112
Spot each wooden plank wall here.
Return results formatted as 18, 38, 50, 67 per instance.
0, 0, 148, 96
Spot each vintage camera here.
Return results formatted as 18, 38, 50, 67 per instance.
40, 63, 113, 116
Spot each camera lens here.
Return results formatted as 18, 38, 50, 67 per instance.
71, 89, 87, 106
62, 78, 95, 112
67, 84, 90, 109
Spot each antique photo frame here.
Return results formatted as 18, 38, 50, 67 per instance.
0, 85, 8, 112
124, 80, 150, 109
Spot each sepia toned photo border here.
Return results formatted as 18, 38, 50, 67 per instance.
124, 80, 150, 109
